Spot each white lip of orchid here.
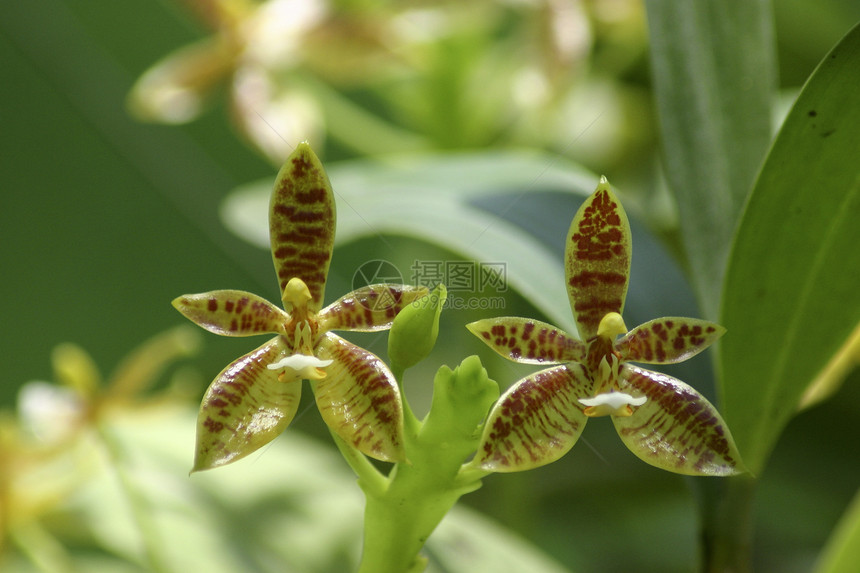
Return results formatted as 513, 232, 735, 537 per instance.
579, 391, 647, 417
267, 354, 333, 380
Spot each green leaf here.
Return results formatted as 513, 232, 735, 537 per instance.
645, 0, 776, 319
222, 151, 596, 335
719, 22, 860, 474
813, 489, 860, 573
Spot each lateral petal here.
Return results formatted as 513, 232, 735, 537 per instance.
612, 365, 745, 476
318, 284, 429, 332
192, 336, 301, 472
466, 318, 586, 365
172, 290, 288, 337
270, 143, 336, 313
565, 179, 632, 340
313, 334, 405, 462
617, 318, 725, 364
474, 363, 592, 472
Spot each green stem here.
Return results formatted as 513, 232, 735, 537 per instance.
393, 365, 423, 441
331, 431, 388, 498
696, 474, 757, 573
357, 441, 483, 573
351, 356, 497, 572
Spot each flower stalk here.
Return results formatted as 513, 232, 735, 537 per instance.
357, 355, 496, 573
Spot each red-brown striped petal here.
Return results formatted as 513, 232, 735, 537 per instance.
474, 363, 592, 472
566, 178, 631, 340
270, 143, 335, 313
612, 365, 745, 476
172, 290, 288, 337
317, 284, 429, 332
192, 336, 301, 471
313, 334, 405, 462
617, 318, 726, 364
466, 318, 586, 365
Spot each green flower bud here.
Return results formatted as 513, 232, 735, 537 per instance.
388, 284, 447, 373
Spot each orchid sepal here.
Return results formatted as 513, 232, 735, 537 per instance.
192, 336, 300, 472
314, 334, 406, 462
471, 363, 592, 472
270, 142, 336, 313
612, 365, 746, 476
565, 177, 632, 341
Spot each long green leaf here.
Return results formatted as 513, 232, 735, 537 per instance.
645, 0, 776, 319
719, 22, 860, 474
813, 489, 860, 573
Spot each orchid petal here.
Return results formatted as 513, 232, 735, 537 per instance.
617, 318, 725, 364
313, 334, 405, 462
318, 284, 429, 332
193, 336, 301, 472
565, 178, 631, 340
466, 318, 586, 365
474, 364, 592, 472
172, 290, 288, 337
612, 365, 745, 476
270, 143, 336, 313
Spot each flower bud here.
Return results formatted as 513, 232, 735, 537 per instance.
388, 284, 446, 372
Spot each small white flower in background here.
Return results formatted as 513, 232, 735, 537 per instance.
18, 382, 85, 443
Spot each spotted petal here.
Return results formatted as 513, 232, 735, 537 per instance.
270, 142, 336, 313
172, 290, 288, 337
617, 318, 726, 364
313, 334, 405, 462
473, 363, 592, 472
466, 318, 586, 365
318, 284, 429, 332
193, 336, 301, 472
612, 365, 745, 476
565, 178, 632, 340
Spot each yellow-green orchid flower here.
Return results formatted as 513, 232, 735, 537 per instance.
467, 178, 744, 476
173, 143, 426, 471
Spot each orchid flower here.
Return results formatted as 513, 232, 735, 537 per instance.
467, 178, 744, 476
173, 143, 426, 471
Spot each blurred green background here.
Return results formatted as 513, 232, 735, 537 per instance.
2, 1, 859, 572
